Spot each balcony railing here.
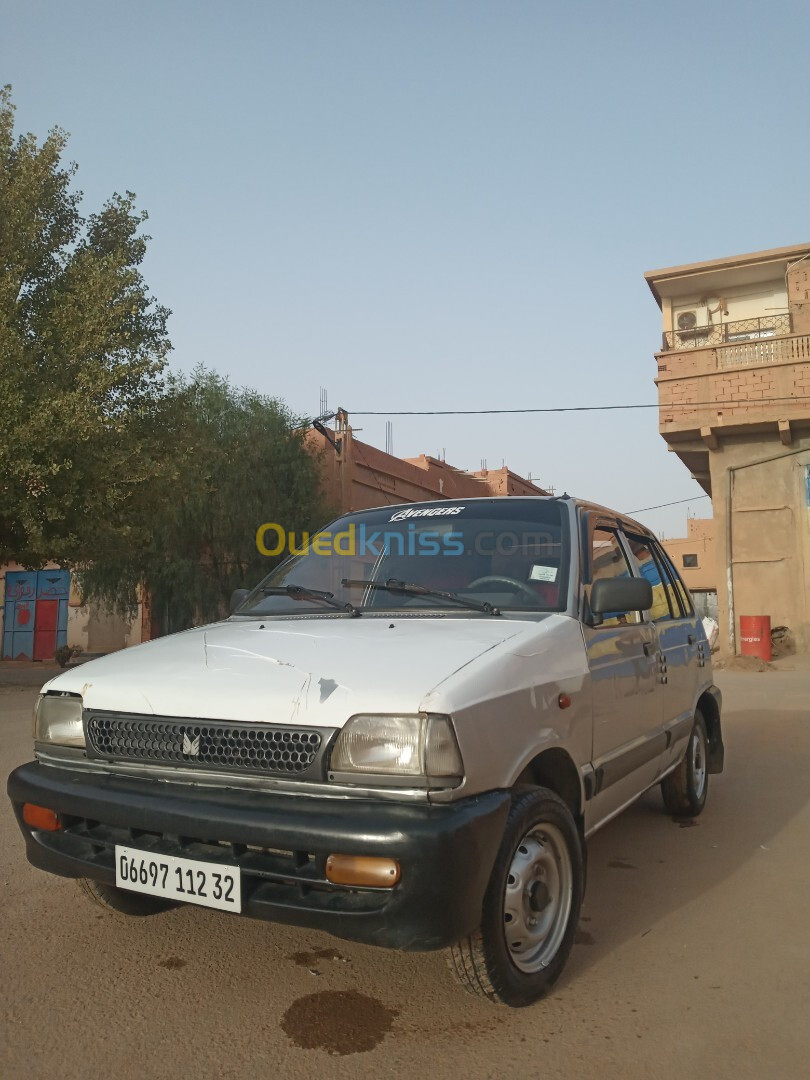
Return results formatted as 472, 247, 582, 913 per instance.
662, 313, 791, 351
716, 332, 810, 369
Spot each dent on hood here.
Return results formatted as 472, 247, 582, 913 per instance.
203, 637, 309, 675
206, 638, 348, 710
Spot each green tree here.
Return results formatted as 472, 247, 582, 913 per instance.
80, 368, 328, 633
0, 85, 171, 565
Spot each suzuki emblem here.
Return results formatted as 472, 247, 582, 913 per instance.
182, 731, 201, 757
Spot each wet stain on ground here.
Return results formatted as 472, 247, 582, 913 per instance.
608, 858, 637, 870
158, 956, 186, 969
676, 818, 699, 828
289, 947, 347, 969
575, 928, 596, 945
281, 990, 398, 1055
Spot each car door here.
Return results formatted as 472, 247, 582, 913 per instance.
622, 532, 702, 775
580, 516, 665, 826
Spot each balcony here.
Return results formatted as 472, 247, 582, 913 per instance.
656, 325, 810, 448
662, 313, 791, 351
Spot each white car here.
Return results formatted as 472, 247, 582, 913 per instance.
8, 496, 723, 1006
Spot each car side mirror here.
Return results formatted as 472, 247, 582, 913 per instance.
590, 577, 653, 616
229, 588, 250, 614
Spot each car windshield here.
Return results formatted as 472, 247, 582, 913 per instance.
238, 499, 569, 617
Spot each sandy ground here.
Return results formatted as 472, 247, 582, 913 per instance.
1, 672, 809, 1079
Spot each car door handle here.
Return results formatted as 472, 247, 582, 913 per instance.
643, 642, 652, 656
687, 634, 695, 645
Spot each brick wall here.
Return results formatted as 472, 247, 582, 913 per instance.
306, 424, 548, 516
657, 334, 810, 434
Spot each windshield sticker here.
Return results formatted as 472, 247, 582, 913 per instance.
389, 506, 465, 522
530, 564, 558, 583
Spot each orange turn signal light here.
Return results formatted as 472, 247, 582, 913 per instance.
22, 803, 62, 832
326, 854, 401, 888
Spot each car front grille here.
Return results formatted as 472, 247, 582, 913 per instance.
85, 713, 324, 776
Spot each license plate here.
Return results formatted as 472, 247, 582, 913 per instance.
114, 846, 242, 913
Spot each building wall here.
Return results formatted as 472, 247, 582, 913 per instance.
306, 417, 548, 516
707, 434, 810, 653
661, 518, 717, 593
788, 260, 810, 335
657, 335, 810, 441
67, 603, 144, 654
669, 280, 788, 335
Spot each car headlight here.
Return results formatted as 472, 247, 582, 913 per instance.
330, 714, 463, 781
34, 693, 85, 748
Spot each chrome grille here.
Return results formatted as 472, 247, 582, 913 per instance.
85, 714, 322, 775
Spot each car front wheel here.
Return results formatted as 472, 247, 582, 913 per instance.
447, 786, 584, 1007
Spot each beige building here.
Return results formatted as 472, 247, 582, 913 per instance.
661, 517, 718, 618
646, 242, 810, 653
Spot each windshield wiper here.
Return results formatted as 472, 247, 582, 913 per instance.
261, 585, 358, 616
341, 578, 501, 616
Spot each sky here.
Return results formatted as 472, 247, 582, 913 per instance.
4, 0, 810, 536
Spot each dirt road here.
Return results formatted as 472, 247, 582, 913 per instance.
1, 673, 808, 1079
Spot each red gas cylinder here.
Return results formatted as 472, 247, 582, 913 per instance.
739, 615, 772, 662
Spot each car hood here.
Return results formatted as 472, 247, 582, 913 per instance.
45, 616, 545, 728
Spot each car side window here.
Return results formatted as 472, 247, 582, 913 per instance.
624, 535, 676, 622
654, 543, 694, 617
588, 526, 640, 626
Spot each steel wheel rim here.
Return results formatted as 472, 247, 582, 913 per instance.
691, 724, 707, 800
502, 822, 573, 974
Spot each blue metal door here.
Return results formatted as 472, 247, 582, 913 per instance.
3, 569, 70, 660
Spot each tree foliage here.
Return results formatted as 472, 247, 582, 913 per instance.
1, 89, 326, 630
79, 368, 328, 633
0, 85, 171, 565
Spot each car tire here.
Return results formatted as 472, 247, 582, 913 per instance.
77, 877, 177, 917
447, 787, 584, 1007
661, 710, 709, 817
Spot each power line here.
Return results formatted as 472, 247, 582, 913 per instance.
351, 395, 810, 416
626, 495, 711, 514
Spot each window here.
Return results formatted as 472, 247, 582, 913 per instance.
588, 527, 640, 626
682, 554, 698, 568
624, 536, 676, 622
656, 545, 694, 616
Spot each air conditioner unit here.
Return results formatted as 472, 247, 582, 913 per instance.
677, 311, 698, 331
